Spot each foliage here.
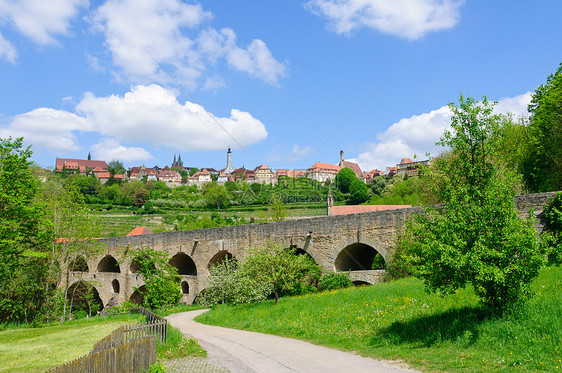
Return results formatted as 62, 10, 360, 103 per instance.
126, 247, 181, 308
202, 182, 229, 210
267, 194, 287, 221
522, 63, 562, 192
400, 95, 544, 312
542, 192, 562, 265
318, 272, 353, 291
196, 258, 272, 306
371, 176, 386, 195
348, 177, 369, 204
335, 167, 356, 194
0, 137, 53, 323
107, 159, 125, 176
189, 168, 199, 176
197, 266, 562, 373
133, 188, 148, 207
241, 245, 321, 303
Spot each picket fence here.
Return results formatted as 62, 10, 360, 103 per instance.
47, 307, 167, 373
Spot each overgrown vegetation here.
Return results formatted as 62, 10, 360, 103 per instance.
197, 266, 562, 372
399, 95, 544, 313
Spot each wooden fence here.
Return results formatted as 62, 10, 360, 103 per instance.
48, 307, 167, 373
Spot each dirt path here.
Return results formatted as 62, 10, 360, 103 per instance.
166, 310, 419, 373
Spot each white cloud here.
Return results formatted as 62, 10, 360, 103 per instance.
305, 0, 464, 40
93, 0, 286, 87
0, 84, 268, 162
76, 84, 268, 151
0, 107, 91, 151
356, 92, 532, 171
0, 0, 87, 45
91, 138, 153, 163
0, 33, 17, 63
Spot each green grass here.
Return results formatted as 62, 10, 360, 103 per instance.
157, 325, 206, 360
197, 266, 562, 372
0, 314, 142, 372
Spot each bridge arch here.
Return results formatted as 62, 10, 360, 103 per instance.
170, 253, 197, 275
334, 241, 386, 272
181, 281, 189, 294
69, 256, 88, 272
208, 251, 236, 270
130, 285, 146, 305
97, 255, 120, 273
67, 280, 103, 313
112, 279, 120, 293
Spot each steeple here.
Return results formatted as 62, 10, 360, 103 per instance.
178, 154, 182, 163
173, 154, 176, 167
224, 148, 234, 174
339, 150, 345, 166
87, 152, 91, 161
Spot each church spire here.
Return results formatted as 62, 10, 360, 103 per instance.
87, 152, 91, 161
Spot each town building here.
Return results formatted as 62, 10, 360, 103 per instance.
306, 162, 342, 183
396, 157, 430, 177
338, 150, 363, 179
254, 164, 275, 184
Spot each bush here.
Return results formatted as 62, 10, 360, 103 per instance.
542, 192, 562, 265
319, 273, 353, 291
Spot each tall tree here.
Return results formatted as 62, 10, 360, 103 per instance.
523, 63, 562, 192
335, 168, 356, 194
400, 96, 544, 312
0, 137, 53, 322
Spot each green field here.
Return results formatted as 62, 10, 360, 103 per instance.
0, 315, 142, 373
197, 266, 562, 372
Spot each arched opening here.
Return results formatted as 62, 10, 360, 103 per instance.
112, 279, 120, 293
169, 253, 197, 275
97, 255, 120, 273
335, 243, 385, 271
181, 281, 189, 294
69, 256, 88, 272
353, 280, 371, 287
287, 247, 317, 264
129, 285, 146, 306
208, 251, 236, 269
130, 256, 155, 274
66, 281, 103, 315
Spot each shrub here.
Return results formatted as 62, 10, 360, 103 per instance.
319, 273, 353, 291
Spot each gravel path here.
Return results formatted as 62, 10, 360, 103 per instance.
165, 310, 420, 373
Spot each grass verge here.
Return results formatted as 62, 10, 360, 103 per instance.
0, 314, 142, 373
196, 266, 562, 372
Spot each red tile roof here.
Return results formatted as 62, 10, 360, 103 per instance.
56, 158, 108, 172
331, 205, 411, 216
126, 226, 154, 236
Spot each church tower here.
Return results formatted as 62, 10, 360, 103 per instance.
224, 148, 234, 174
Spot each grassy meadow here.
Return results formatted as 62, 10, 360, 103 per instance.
0, 314, 142, 373
197, 266, 562, 372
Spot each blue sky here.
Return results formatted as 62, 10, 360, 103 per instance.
1, 0, 561, 172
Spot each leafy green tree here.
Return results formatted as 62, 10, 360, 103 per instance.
335, 168, 356, 194
522, 63, 562, 192
189, 168, 199, 176
133, 188, 148, 207
542, 192, 562, 265
202, 182, 229, 210
371, 176, 386, 196
400, 96, 544, 312
39, 179, 102, 321
268, 194, 287, 221
107, 159, 125, 176
127, 247, 181, 308
0, 137, 53, 323
197, 258, 272, 306
241, 244, 321, 303
349, 178, 369, 204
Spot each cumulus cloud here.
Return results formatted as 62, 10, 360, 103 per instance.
305, 0, 464, 40
0, 107, 91, 151
93, 0, 286, 87
0, 0, 87, 45
0, 33, 17, 63
356, 92, 532, 171
0, 84, 268, 162
91, 138, 154, 163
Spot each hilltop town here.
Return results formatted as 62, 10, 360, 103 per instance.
55, 148, 430, 187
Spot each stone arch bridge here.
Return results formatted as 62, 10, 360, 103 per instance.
64, 192, 554, 310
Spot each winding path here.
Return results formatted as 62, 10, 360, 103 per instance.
166, 310, 419, 373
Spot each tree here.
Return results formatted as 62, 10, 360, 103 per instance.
371, 176, 386, 196
268, 194, 287, 221
400, 96, 544, 312
241, 244, 321, 304
335, 168, 356, 194
133, 188, 148, 207
0, 137, 53, 323
39, 178, 102, 322
349, 178, 369, 204
189, 168, 199, 176
522, 63, 562, 192
203, 182, 229, 210
107, 159, 125, 176
127, 247, 181, 308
